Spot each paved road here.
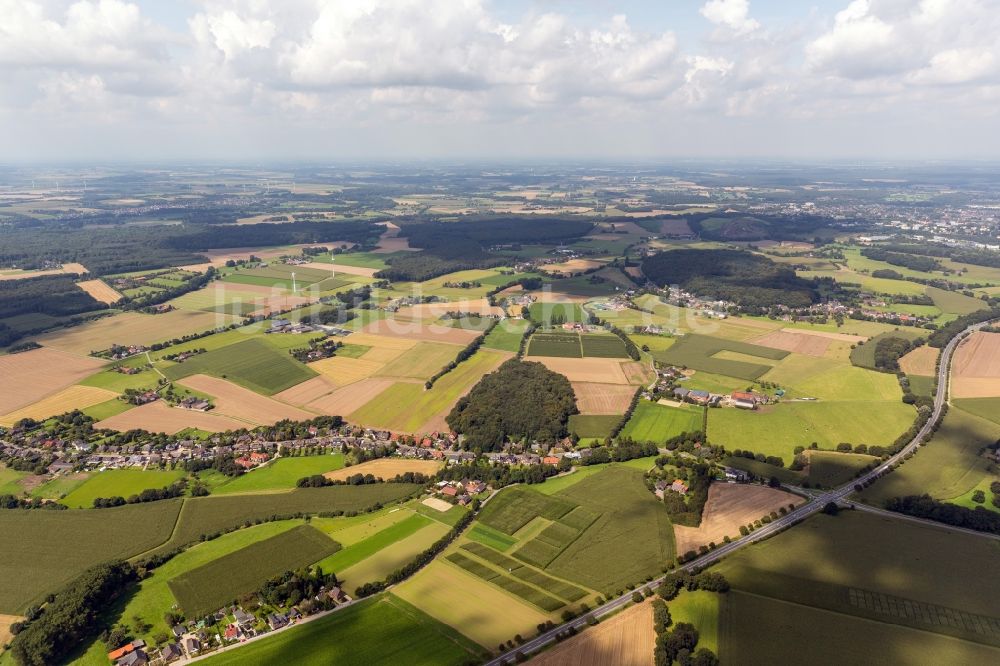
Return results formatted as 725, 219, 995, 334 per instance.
486, 319, 994, 665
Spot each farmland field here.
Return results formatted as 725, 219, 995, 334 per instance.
670, 591, 720, 654
860, 407, 1000, 505
155, 483, 421, 555
568, 414, 620, 439
529, 356, 629, 384
394, 560, 551, 649
952, 331, 1000, 398
926, 285, 989, 315
673, 483, 803, 556
348, 349, 509, 432
655, 334, 788, 380
899, 344, 939, 376
0, 384, 117, 426
712, 511, 1000, 648
805, 450, 878, 488
572, 382, 635, 414
580, 334, 628, 358
850, 329, 927, 370
0, 347, 106, 415
168, 524, 339, 617
75, 279, 121, 304
528, 331, 583, 357
708, 400, 915, 460
529, 302, 587, 326
375, 341, 461, 379
60, 468, 186, 508
323, 458, 442, 482
953, 397, 1000, 426
163, 338, 317, 394
32, 310, 232, 357
528, 600, 654, 666
212, 454, 345, 494
619, 401, 702, 441
200, 594, 486, 666
176, 374, 314, 424
0, 500, 182, 613
482, 318, 530, 352
95, 400, 248, 434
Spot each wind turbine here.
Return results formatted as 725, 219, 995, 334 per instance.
330, 257, 336, 279
291, 272, 297, 293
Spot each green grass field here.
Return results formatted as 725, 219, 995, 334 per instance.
479, 487, 576, 534
952, 397, 1000, 426
709, 400, 915, 461
714, 511, 1000, 652
568, 414, 620, 439
466, 524, 518, 551
481, 318, 530, 352
336, 521, 451, 591
211, 455, 345, 495
527, 331, 582, 357
528, 302, 587, 326
850, 329, 927, 370
162, 337, 317, 395
926, 286, 989, 316
805, 451, 877, 488
763, 354, 905, 402
0, 465, 29, 495
316, 513, 430, 576
60, 468, 187, 508
29, 473, 92, 500
168, 524, 340, 617
861, 407, 1000, 505
81, 398, 134, 421
655, 334, 788, 380
0, 500, 182, 613
620, 401, 702, 441
908, 374, 936, 398
670, 591, 720, 653
348, 349, 506, 432
199, 594, 487, 666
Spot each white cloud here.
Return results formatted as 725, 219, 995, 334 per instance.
700, 0, 760, 36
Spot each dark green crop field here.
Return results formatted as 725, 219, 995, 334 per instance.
526, 331, 582, 357
168, 525, 340, 617
162, 337, 317, 394
580, 334, 628, 358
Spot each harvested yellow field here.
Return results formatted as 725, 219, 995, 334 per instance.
361, 320, 481, 345
531, 357, 629, 384
297, 261, 379, 277
952, 332, 1000, 398
394, 560, 550, 649
422, 497, 453, 512
248, 294, 313, 316
273, 376, 339, 405
544, 259, 606, 274
306, 378, 396, 415
95, 400, 247, 434
529, 601, 653, 666
310, 356, 385, 386
621, 361, 655, 385
34, 310, 232, 357
0, 348, 105, 414
779, 327, 867, 342
572, 382, 636, 414
76, 279, 122, 304
176, 375, 314, 425
0, 262, 87, 281
324, 458, 443, 481
0, 385, 117, 427
346, 332, 419, 351
393, 299, 504, 320
899, 344, 939, 377
0, 614, 24, 647
751, 330, 831, 357
373, 221, 417, 253
673, 483, 804, 555
376, 342, 462, 379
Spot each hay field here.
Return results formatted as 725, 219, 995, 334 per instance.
751, 330, 831, 357
176, 374, 313, 425
621, 361, 655, 385
376, 342, 462, 379
297, 260, 379, 277
361, 319, 481, 345
530, 357, 629, 384
572, 382, 635, 414
310, 356, 386, 386
95, 400, 247, 434
673, 483, 803, 555
0, 262, 87, 281
0, 614, 23, 648
324, 458, 443, 482
274, 375, 339, 405
528, 601, 653, 666
34, 310, 230, 356
306, 378, 397, 415
544, 259, 606, 274
899, 344, 939, 376
952, 332, 1000, 397
76, 279, 122, 304
393, 299, 504, 320
393, 560, 551, 649
0, 348, 105, 414
0, 385, 117, 427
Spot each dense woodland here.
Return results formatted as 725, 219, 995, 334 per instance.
875, 242, 1000, 270
860, 248, 943, 272
446, 359, 578, 451
641, 249, 820, 308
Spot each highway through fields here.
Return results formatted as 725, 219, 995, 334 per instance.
487, 319, 995, 665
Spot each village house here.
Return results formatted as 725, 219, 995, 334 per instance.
233, 608, 255, 628
158, 643, 183, 663
180, 636, 201, 658
654, 479, 670, 499
670, 479, 689, 495
724, 466, 750, 483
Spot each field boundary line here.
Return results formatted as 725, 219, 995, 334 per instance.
128, 498, 187, 562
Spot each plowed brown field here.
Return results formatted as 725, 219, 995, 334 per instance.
528, 601, 653, 666
573, 382, 635, 414
0, 348, 105, 413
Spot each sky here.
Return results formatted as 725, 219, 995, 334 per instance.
1, 0, 998, 162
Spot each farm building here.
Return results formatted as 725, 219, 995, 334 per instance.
670, 479, 689, 495
731, 391, 759, 410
